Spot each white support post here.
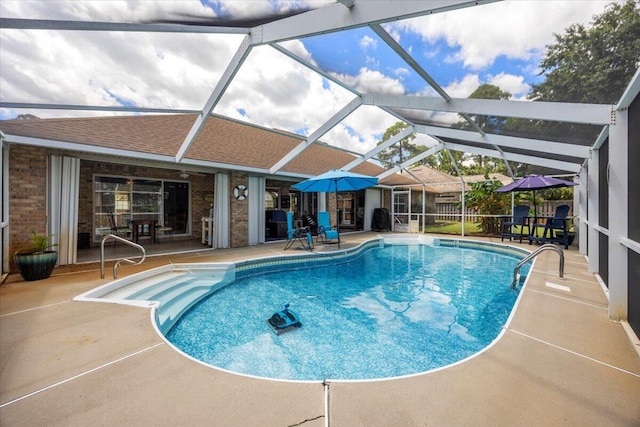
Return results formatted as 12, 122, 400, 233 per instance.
608, 109, 628, 320
577, 167, 588, 255
587, 148, 599, 274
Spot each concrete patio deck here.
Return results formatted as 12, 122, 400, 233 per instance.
1, 233, 639, 426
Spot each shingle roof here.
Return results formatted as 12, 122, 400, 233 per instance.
408, 165, 511, 192
0, 114, 418, 187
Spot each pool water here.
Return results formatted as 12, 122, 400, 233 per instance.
166, 243, 527, 381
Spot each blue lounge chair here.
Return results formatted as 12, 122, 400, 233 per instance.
284, 212, 313, 251
500, 205, 531, 243
317, 211, 340, 247
529, 204, 571, 249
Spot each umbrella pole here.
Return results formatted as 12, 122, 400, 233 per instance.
532, 189, 538, 236
335, 183, 341, 249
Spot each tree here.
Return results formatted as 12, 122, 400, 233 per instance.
531, 0, 640, 104
16, 114, 40, 120
423, 149, 467, 176
504, 0, 640, 149
463, 179, 511, 235
458, 84, 512, 174
465, 84, 511, 131
375, 122, 421, 168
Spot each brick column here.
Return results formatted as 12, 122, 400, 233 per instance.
229, 172, 249, 247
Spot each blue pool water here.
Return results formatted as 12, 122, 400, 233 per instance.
166, 243, 528, 381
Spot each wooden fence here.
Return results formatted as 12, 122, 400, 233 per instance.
433, 200, 574, 222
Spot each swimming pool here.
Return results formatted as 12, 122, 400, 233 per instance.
165, 238, 531, 381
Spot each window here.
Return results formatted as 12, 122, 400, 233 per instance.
93, 175, 190, 241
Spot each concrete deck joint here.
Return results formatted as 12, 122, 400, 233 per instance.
0, 300, 71, 317
528, 288, 608, 310
0, 343, 165, 408
509, 329, 640, 378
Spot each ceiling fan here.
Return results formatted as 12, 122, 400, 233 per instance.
178, 170, 206, 178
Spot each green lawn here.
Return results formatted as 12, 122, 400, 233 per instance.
423, 221, 484, 235
423, 222, 572, 241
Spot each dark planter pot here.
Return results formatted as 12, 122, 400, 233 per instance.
14, 251, 58, 281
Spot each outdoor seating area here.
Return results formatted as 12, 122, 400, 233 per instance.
283, 211, 314, 251
528, 204, 572, 249
316, 211, 340, 246
497, 175, 577, 250
500, 204, 573, 249
106, 212, 176, 246
500, 205, 531, 243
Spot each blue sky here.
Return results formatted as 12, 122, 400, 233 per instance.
0, 0, 623, 153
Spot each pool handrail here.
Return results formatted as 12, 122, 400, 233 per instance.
100, 234, 146, 279
512, 243, 564, 289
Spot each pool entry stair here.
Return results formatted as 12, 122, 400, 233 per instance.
74, 263, 236, 334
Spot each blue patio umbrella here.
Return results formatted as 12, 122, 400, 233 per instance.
291, 169, 379, 193
292, 169, 379, 247
495, 174, 577, 218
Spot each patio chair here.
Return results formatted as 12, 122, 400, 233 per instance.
284, 212, 314, 251
500, 205, 531, 243
155, 216, 174, 241
529, 204, 571, 249
108, 212, 130, 245
303, 214, 318, 235
317, 211, 340, 246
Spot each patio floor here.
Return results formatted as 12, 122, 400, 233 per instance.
1, 233, 639, 426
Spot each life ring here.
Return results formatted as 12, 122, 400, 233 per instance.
233, 184, 248, 200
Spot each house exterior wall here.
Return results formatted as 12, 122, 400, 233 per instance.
8, 144, 48, 265
79, 160, 214, 245
7, 144, 217, 272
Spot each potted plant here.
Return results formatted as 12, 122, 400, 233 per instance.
13, 229, 58, 281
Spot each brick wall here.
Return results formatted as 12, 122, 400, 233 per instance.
8, 145, 48, 258
229, 172, 248, 247
8, 146, 215, 259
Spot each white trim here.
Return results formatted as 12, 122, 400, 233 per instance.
248, 176, 266, 245
608, 108, 628, 320
364, 94, 614, 125
213, 173, 230, 249
594, 224, 609, 236
1, 139, 7, 275
620, 237, 640, 255
587, 150, 600, 274
48, 155, 80, 265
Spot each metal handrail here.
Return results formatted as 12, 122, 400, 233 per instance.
100, 234, 146, 279
512, 243, 564, 289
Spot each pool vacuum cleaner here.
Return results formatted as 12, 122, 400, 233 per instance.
267, 303, 301, 334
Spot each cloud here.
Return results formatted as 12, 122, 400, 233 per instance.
332, 68, 405, 95
393, 1, 620, 70
487, 73, 531, 99
359, 35, 377, 51
443, 74, 480, 98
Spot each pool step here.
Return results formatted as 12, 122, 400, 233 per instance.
101, 271, 185, 300
155, 284, 218, 334
95, 264, 235, 334
125, 274, 205, 301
